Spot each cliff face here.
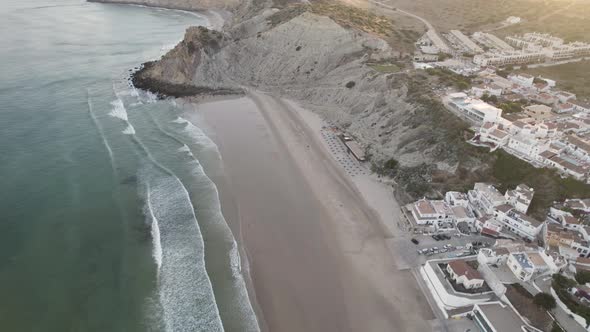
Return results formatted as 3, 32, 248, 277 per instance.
137, 8, 445, 162
134, 4, 483, 199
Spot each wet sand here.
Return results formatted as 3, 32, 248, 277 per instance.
186, 91, 434, 332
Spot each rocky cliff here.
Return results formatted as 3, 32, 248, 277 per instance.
133, 2, 485, 199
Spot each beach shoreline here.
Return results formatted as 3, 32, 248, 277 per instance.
187, 91, 434, 331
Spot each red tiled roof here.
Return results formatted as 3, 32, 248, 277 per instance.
448, 260, 483, 280
539, 150, 556, 159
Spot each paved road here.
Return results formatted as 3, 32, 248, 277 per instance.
535, 276, 586, 332
367, 0, 434, 31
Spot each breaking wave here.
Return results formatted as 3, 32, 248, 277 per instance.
140, 166, 224, 332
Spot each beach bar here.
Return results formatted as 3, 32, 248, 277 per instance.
344, 140, 366, 162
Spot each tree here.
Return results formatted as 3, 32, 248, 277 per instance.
533, 292, 556, 310
576, 270, 590, 285
456, 81, 469, 90
384, 158, 399, 171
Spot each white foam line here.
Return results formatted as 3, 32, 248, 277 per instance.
146, 183, 163, 273
150, 113, 258, 330
87, 91, 116, 174
132, 130, 225, 331
122, 124, 136, 135
108, 98, 129, 121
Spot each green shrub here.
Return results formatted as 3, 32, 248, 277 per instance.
575, 270, 590, 285
533, 292, 556, 310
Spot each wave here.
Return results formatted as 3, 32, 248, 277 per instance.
146, 183, 163, 273
175, 117, 221, 156
108, 98, 129, 121
141, 168, 224, 332
177, 144, 194, 158
172, 117, 188, 124
87, 90, 116, 174
137, 146, 224, 332
148, 111, 259, 331
122, 124, 136, 135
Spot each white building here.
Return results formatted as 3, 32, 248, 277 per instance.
479, 122, 510, 147
472, 32, 514, 51
494, 204, 544, 240
565, 198, 590, 213
446, 260, 485, 289
472, 302, 530, 332
444, 191, 469, 207
565, 135, 590, 162
408, 198, 454, 228
452, 205, 476, 225
449, 30, 484, 54
468, 183, 506, 217
506, 134, 548, 161
524, 104, 552, 121
508, 73, 534, 87
447, 95, 503, 124
478, 247, 510, 265
471, 83, 503, 98
504, 184, 534, 214
474, 50, 546, 66
476, 216, 504, 238
505, 16, 521, 25
507, 252, 534, 281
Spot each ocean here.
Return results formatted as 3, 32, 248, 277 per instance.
0, 0, 259, 331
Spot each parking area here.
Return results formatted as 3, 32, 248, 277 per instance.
388, 232, 496, 270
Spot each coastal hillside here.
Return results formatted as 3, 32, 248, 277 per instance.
125, 0, 590, 218
132, 2, 489, 200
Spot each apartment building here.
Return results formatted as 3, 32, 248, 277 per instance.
494, 204, 543, 240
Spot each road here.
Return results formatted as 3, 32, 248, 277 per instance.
367, 0, 434, 31
535, 276, 586, 332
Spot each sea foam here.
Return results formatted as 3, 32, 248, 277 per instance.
108, 98, 129, 121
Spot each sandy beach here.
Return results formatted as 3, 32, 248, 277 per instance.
186, 91, 434, 332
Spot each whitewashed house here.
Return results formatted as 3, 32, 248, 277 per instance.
508, 73, 534, 87
504, 184, 534, 214
494, 204, 544, 240
471, 83, 503, 98
408, 198, 454, 228
468, 183, 506, 217
446, 260, 485, 289
507, 253, 535, 281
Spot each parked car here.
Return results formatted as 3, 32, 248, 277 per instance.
411, 238, 419, 245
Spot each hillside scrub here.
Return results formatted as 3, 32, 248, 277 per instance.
425, 67, 472, 90
552, 274, 590, 323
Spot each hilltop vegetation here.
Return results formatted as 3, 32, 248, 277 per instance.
518, 60, 590, 100
387, 0, 567, 32
496, 1, 590, 43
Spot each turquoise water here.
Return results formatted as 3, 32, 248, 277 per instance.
0, 1, 258, 331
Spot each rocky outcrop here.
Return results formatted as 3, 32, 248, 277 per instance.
132, 26, 242, 96
133, 3, 485, 198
